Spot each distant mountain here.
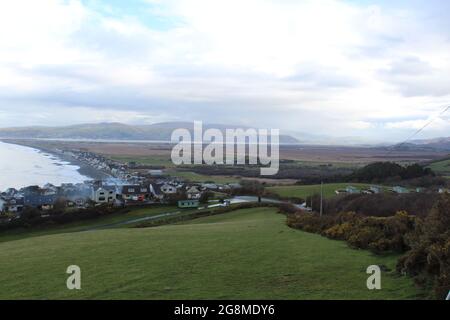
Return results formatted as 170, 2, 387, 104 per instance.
392, 137, 450, 152
0, 122, 301, 144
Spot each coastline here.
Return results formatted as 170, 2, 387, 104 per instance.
0, 139, 110, 181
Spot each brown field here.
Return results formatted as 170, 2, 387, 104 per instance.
279, 145, 448, 164
4, 139, 448, 165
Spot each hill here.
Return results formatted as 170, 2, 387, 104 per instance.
0, 122, 300, 144
393, 137, 450, 152
0, 207, 421, 299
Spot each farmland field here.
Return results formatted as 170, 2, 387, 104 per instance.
166, 169, 239, 183
0, 207, 421, 299
267, 183, 372, 199
428, 158, 450, 176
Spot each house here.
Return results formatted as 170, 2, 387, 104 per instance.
24, 194, 57, 210
201, 183, 218, 190
0, 197, 5, 213
3, 197, 24, 213
346, 186, 360, 194
369, 185, 382, 194
149, 184, 164, 201
393, 186, 409, 194
148, 169, 164, 177
3, 188, 19, 197
439, 188, 449, 194
67, 197, 89, 208
160, 184, 177, 194
178, 200, 199, 208
121, 185, 150, 202
43, 183, 58, 195
63, 184, 93, 208
91, 186, 117, 204
186, 186, 201, 199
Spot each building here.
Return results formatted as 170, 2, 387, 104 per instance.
346, 186, 361, 194
149, 184, 164, 201
393, 186, 409, 194
186, 186, 201, 199
160, 184, 177, 194
201, 183, 218, 190
121, 185, 150, 202
178, 200, 199, 208
91, 186, 117, 204
24, 194, 57, 210
369, 185, 382, 194
148, 170, 164, 177
3, 197, 24, 213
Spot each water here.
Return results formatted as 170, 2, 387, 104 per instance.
0, 141, 90, 191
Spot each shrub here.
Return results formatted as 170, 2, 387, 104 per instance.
397, 195, 450, 299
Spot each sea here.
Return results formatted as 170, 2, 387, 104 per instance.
0, 141, 90, 191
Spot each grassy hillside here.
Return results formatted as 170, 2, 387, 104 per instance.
428, 158, 450, 176
0, 206, 178, 243
0, 207, 421, 299
267, 183, 372, 199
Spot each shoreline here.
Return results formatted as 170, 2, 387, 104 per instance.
0, 139, 110, 181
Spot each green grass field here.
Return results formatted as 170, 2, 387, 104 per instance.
267, 183, 372, 199
0, 206, 178, 243
0, 207, 421, 299
166, 169, 239, 183
428, 159, 450, 176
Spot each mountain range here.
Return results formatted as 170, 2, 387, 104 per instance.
0, 122, 301, 143
1, 122, 448, 150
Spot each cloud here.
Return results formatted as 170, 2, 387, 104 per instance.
0, 0, 449, 141
379, 56, 450, 97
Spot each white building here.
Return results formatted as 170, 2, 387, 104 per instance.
160, 184, 177, 194
91, 186, 117, 204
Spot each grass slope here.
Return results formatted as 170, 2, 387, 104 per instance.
428, 158, 450, 176
0, 206, 178, 243
0, 207, 421, 299
267, 183, 371, 199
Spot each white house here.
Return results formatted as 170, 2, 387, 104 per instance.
186, 186, 201, 199
91, 186, 117, 204
393, 186, 409, 194
160, 184, 177, 194
346, 186, 360, 194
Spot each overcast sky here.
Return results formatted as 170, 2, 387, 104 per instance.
0, 0, 449, 142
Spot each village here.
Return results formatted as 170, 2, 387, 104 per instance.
1, 149, 449, 221
0, 148, 247, 220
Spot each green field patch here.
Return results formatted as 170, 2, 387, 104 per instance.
428, 159, 450, 175
267, 183, 372, 199
0, 207, 421, 299
0, 206, 178, 243
166, 170, 239, 184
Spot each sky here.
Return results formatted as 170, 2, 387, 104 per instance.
0, 0, 449, 143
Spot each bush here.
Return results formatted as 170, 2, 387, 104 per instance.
397, 195, 450, 299
288, 210, 416, 254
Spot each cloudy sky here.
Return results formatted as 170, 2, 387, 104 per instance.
0, 0, 449, 142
